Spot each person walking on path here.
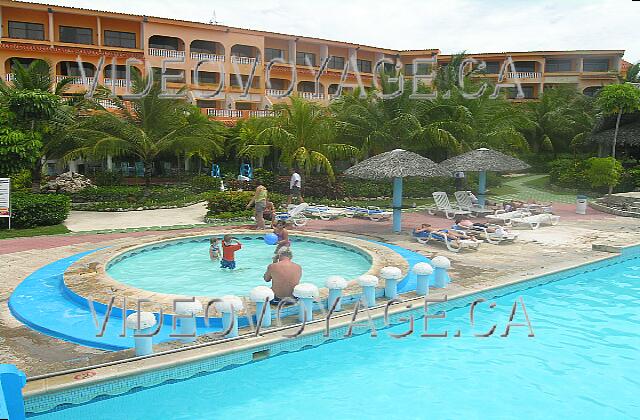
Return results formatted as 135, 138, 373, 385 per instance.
247, 185, 268, 229
288, 168, 303, 205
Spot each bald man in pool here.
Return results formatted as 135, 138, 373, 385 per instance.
263, 249, 302, 304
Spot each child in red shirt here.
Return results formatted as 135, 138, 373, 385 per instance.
221, 234, 242, 270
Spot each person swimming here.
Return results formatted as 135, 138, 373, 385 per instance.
209, 237, 221, 261
220, 234, 242, 270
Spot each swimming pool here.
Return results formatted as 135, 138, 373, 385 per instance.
30, 253, 640, 418
106, 235, 372, 296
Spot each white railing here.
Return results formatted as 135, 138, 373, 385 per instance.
265, 89, 289, 96
97, 99, 119, 109
148, 48, 186, 58
190, 52, 225, 62
506, 72, 541, 79
299, 92, 326, 100
207, 109, 243, 118
104, 78, 128, 87
249, 110, 278, 117
231, 55, 259, 64
5, 73, 14, 81
56, 75, 94, 85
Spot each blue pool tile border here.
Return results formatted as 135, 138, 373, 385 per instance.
24, 245, 640, 415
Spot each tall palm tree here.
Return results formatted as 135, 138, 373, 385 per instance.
240, 96, 358, 179
68, 74, 226, 188
0, 59, 77, 191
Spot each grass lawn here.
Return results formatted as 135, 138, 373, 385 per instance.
0, 224, 70, 240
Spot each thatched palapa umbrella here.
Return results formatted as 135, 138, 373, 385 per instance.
344, 149, 451, 232
439, 148, 530, 206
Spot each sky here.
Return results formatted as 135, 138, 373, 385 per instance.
30, 0, 639, 62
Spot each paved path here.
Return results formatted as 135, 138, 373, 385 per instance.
493, 174, 577, 204
64, 202, 208, 232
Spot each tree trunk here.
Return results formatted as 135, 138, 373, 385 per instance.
143, 160, 153, 194
611, 110, 622, 159
31, 160, 43, 193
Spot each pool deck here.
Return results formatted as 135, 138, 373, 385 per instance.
2, 202, 640, 379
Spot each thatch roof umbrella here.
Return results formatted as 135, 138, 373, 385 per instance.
439, 148, 530, 206
344, 149, 451, 232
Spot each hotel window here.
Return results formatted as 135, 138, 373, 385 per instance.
105, 65, 127, 79
405, 62, 431, 76
583, 58, 609, 72
104, 30, 136, 49
514, 62, 536, 72
545, 59, 572, 72
60, 62, 95, 77
152, 67, 185, 83
265, 48, 284, 62
484, 61, 501, 74
8, 21, 45, 40
327, 56, 345, 70
357, 59, 372, 73
191, 70, 219, 84
508, 86, 534, 99
59, 26, 93, 45
296, 51, 316, 66
382, 62, 396, 74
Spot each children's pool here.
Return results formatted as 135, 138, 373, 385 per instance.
33, 254, 640, 418
106, 236, 372, 296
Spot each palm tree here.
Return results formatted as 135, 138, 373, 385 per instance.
0, 59, 77, 191
68, 74, 226, 189
523, 86, 595, 154
240, 96, 358, 179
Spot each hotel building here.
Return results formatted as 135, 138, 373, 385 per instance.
0, 0, 626, 127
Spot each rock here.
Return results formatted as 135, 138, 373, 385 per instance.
42, 171, 95, 194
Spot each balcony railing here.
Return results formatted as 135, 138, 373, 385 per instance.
5, 73, 14, 81
190, 52, 225, 62
148, 48, 186, 58
104, 78, 128, 87
231, 56, 259, 65
249, 110, 278, 117
207, 109, 244, 118
299, 92, 326, 100
506, 72, 541, 79
56, 75, 95, 85
265, 89, 289, 96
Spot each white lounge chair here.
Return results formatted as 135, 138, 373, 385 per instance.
510, 213, 560, 230
274, 203, 309, 227
454, 224, 518, 245
413, 230, 481, 253
486, 209, 530, 226
454, 191, 494, 217
304, 205, 347, 220
346, 206, 392, 221
428, 192, 472, 219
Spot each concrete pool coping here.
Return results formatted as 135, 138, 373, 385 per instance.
63, 229, 408, 316
22, 241, 640, 409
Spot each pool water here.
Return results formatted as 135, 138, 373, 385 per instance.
106, 236, 372, 296
35, 257, 640, 419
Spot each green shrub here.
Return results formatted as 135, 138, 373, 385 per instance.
2, 192, 70, 228
619, 168, 640, 192
253, 168, 276, 189
206, 191, 286, 216
10, 170, 31, 192
190, 174, 221, 193
94, 170, 123, 186
210, 210, 254, 220
548, 159, 591, 190
585, 157, 623, 192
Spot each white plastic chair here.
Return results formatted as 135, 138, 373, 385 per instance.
414, 231, 481, 253
274, 203, 309, 226
346, 206, 392, 221
428, 192, 472, 219
454, 191, 494, 217
486, 209, 530, 226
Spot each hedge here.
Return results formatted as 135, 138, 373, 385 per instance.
1, 192, 70, 228
206, 191, 286, 216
